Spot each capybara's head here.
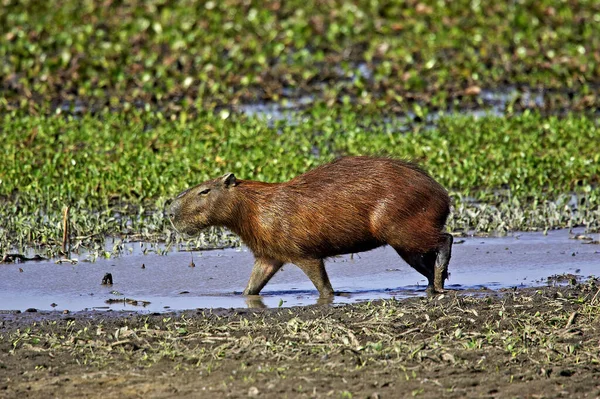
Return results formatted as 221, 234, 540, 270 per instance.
168, 173, 238, 235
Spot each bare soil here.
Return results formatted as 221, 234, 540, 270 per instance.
1, 280, 600, 399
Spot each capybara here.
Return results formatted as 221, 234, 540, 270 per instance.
168, 156, 453, 297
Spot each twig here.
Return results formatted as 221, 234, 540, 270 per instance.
590, 287, 600, 306
397, 327, 422, 337
62, 206, 70, 257
564, 312, 577, 329
108, 340, 133, 349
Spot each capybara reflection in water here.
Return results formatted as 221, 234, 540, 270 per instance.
168, 156, 453, 297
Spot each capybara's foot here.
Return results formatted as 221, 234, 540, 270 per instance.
316, 295, 335, 306
426, 285, 445, 295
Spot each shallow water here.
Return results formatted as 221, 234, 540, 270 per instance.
1, 229, 598, 312
234, 86, 549, 124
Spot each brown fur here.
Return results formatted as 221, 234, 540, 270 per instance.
168, 156, 453, 297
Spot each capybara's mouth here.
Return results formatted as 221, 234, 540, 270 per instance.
167, 215, 187, 235
168, 217, 202, 237
167, 217, 180, 233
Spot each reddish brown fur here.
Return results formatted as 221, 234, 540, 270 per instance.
168, 156, 452, 296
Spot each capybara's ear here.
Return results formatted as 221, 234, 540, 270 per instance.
222, 173, 237, 187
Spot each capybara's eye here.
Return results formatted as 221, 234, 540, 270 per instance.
198, 188, 211, 195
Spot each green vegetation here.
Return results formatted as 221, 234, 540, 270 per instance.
1, 1, 599, 256
1, 109, 598, 256
1, 0, 599, 112
1, 4, 600, 397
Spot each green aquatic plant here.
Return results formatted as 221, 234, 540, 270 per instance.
0, 109, 598, 256
0, 0, 599, 112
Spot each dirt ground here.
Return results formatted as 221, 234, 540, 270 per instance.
1, 279, 600, 399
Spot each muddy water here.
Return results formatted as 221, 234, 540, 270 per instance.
1, 229, 598, 312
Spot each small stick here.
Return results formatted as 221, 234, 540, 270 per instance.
62, 206, 70, 257
565, 311, 577, 329
590, 287, 600, 306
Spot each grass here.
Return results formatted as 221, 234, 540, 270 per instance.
1, 108, 599, 256
1, 0, 599, 112
1, 1, 599, 256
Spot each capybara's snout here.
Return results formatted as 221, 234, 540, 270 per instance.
164, 197, 177, 219
166, 198, 188, 235
166, 194, 188, 230
165, 187, 208, 235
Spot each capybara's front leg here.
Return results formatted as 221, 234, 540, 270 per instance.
433, 233, 453, 293
243, 257, 284, 295
294, 259, 334, 297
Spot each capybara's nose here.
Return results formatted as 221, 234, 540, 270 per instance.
164, 199, 175, 218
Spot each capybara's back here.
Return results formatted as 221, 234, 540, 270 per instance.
168, 156, 453, 297
277, 156, 450, 259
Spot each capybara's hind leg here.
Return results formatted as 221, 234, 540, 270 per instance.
294, 259, 334, 297
394, 248, 436, 292
243, 257, 284, 295
433, 233, 453, 292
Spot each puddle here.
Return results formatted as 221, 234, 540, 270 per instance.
230, 86, 544, 132
1, 229, 598, 312
235, 96, 314, 126
232, 85, 554, 124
